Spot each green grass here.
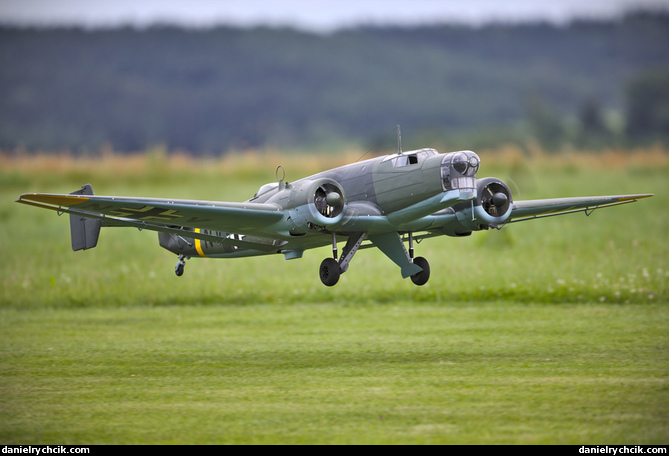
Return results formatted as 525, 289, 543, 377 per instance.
1, 302, 667, 444
1, 150, 667, 444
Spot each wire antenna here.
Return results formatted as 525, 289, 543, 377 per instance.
356, 124, 402, 162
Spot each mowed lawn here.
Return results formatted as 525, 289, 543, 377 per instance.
1, 150, 667, 444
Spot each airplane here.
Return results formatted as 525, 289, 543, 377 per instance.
16, 147, 652, 287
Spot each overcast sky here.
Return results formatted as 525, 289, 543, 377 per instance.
1, 0, 668, 31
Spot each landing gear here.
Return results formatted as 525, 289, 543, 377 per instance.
410, 256, 430, 286
407, 231, 430, 286
317, 231, 433, 286
175, 255, 187, 277
319, 232, 366, 286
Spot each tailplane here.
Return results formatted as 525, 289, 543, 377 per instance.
69, 184, 102, 251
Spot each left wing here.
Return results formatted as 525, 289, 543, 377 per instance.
507, 193, 654, 223
405, 192, 653, 243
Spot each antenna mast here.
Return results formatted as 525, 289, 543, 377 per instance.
396, 124, 402, 155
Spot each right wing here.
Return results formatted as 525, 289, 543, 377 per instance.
16, 192, 289, 251
17, 193, 284, 231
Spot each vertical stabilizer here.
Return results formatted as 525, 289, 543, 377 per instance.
69, 184, 102, 251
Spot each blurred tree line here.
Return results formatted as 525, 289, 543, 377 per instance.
1, 11, 668, 154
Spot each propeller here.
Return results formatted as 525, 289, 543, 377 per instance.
480, 182, 511, 217
315, 185, 344, 218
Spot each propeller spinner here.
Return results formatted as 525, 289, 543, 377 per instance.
315, 184, 345, 218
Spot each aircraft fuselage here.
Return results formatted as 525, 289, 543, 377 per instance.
159, 148, 480, 259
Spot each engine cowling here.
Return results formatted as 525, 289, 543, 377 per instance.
284, 177, 347, 231
454, 177, 513, 231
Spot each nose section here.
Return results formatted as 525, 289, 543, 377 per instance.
450, 151, 480, 176
441, 150, 481, 195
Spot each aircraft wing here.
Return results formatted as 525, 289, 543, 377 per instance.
16, 193, 285, 236
507, 194, 653, 223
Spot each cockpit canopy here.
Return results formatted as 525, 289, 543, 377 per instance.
381, 148, 438, 169
441, 150, 480, 191
254, 182, 279, 198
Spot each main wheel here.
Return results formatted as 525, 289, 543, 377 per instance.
410, 256, 430, 286
319, 258, 341, 286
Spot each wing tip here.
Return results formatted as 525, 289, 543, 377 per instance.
16, 193, 89, 206
617, 193, 654, 202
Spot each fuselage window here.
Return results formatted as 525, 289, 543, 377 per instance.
392, 154, 418, 168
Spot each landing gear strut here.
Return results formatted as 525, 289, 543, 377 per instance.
175, 254, 187, 277
318, 231, 431, 286
407, 232, 430, 286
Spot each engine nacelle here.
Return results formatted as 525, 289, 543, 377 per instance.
454, 177, 513, 231
282, 177, 347, 231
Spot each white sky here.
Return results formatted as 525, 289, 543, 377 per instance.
1, 0, 668, 30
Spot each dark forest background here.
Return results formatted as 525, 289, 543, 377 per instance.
1, 11, 669, 155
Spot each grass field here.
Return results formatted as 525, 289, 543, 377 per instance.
1, 148, 668, 444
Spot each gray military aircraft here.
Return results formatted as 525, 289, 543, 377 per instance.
17, 148, 652, 286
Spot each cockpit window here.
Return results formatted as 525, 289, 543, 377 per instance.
468, 155, 480, 174
451, 153, 469, 174
382, 149, 436, 169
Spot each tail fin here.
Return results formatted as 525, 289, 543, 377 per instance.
69, 184, 102, 251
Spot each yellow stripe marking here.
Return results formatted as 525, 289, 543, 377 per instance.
20, 194, 89, 206
616, 194, 653, 202
194, 228, 209, 257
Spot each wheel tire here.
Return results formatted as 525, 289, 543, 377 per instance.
175, 263, 185, 277
319, 258, 341, 286
410, 256, 430, 286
